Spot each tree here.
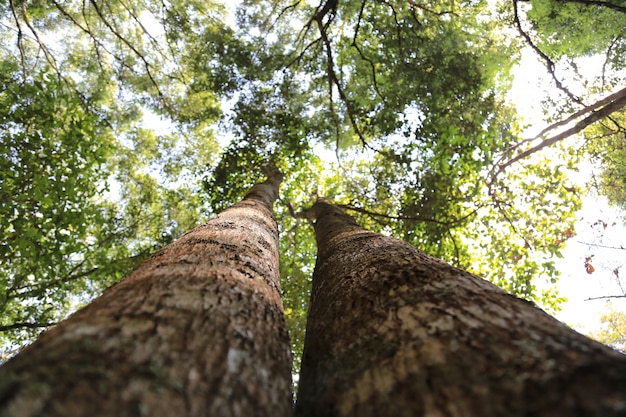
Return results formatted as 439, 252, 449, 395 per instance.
295, 199, 626, 417
0, 0, 618, 377
0, 166, 293, 417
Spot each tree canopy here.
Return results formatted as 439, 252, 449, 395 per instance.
1, 0, 625, 368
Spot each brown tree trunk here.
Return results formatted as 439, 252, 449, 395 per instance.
0, 167, 293, 417
295, 199, 626, 417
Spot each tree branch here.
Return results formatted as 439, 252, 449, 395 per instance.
511, 0, 583, 105
585, 295, 626, 301
8, 0, 27, 82
18, 1, 62, 78
337, 203, 479, 227
530, 86, 626, 141
0, 322, 56, 332
88, 0, 168, 109
350, 0, 386, 103
499, 90, 626, 170
315, 15, 369, 150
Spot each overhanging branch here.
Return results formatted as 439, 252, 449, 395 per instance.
499, 89, 626, 170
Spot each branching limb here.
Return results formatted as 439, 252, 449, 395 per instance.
499, 90, 626, 170
351, 0, 386, 103
577, 241, 626, 250
88, 0, 169, 109
8, 0, 27, 82
316, 15, 369, 150
18, 2, 60, 76
531, 86, 626, 141
602, 36, 621, 87
264, 0, 303, 34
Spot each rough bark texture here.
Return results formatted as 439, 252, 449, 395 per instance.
295, 199, 626, 417
0, 168, 293, 417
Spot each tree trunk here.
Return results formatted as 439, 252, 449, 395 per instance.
0, 167, 293, 417
295, 199, 626, 417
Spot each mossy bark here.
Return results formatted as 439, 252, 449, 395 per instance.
0, 168, 293, 417
295, 199, 626, 417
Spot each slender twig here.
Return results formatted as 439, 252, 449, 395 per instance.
350, 0, 386, 103
577, 241, 626, 250
601, 36, 620, 87
19, 2, 60, 75
585, 295, 626, 301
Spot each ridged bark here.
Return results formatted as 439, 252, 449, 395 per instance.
295, 199, 626, 417
0, 167, 292, 417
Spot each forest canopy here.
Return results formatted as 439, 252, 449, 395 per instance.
1, 0, 625, 366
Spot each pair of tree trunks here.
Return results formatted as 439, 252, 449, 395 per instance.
1, 168, 625, 416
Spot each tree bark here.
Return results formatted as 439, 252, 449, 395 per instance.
295, 199, 626, 417
0, 166, 293, 417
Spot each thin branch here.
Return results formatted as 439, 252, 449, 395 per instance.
338, 203, 480, 227
88, 0, 168, 108
602, 36, 621, 87
8, 0, 27, 82
511, 0, 583, 105
265, 0, 303, 33
19, 1, 60, 76
532, 86, 626, 141
13, 267, 100, 301
52, 0, 109, 74
316, 16, 370, 149
350, 0, 386, 103
499, 91, 626, 170
117, 0, 168, 61
0, 322, 56, 332
284, 36, 323, 69
490, 193, 534, 251
585, 295, 626, 301
577, 241, 626, 250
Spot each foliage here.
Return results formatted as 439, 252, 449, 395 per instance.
0, 0, 223, 357
0, 67, 114, 352
525, 0, 626, 66
589, 301, 626, 353
585, 110, 626, 211
0, 0, 621, 367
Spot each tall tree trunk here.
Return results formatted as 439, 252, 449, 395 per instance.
0, 166, 293, 417
295, 199, 626, 417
